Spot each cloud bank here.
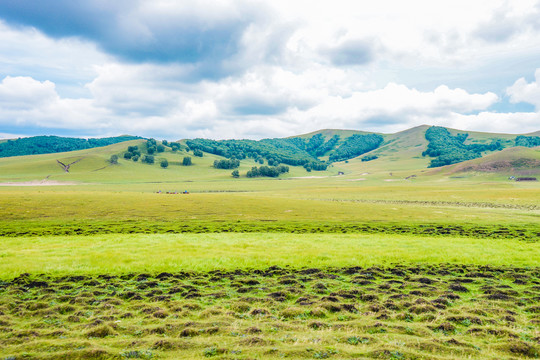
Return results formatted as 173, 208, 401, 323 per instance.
0, 0, 539, 139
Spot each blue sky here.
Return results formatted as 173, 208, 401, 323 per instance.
0, 0, 539, 139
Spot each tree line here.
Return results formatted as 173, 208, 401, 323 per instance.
328, 134, 384, 162
515, 135, 540, 147
0, 135, 141, 158
422, 126, 503, 167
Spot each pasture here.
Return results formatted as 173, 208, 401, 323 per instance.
0, 170, 539, 359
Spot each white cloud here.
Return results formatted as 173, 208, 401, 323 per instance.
0, 76, 110, 131
448, 111, 540, 134
0, 76, 57, 109
283, 83, 499, 132
0, 21, 108, 97
1, 1, 540, 138
507, 69, 540, 109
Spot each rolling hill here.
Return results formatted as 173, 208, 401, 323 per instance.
1, 125, 539, 185
431, 146, 540, 177
0, 135, 142, 158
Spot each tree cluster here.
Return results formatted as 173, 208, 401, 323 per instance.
303, 162, 327, 172
170, 142, 182, 152
422, 126, 503, 167
329, 134, 384, 162
246, 165, 289, 178
0, 135, 141, 158
185, 136, 332, 170
213, 159, 240, 169
124, 145, 142, 161
515, 135, 540, 147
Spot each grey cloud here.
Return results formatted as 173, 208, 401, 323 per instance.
473, 13, 519, 43
361, 115, 404, 127
473, 5, 540, 43
0, 0, 259, 76
230, 96, 290, 116
324, 39, 375, 66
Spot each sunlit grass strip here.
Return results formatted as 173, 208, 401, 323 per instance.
1, 233, 538, 278
2, 220, 539, 242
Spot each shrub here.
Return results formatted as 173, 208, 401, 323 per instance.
120, 349, 154, 359
361, 154, 378, 162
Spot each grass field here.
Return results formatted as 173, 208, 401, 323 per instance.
1, 233, 539, 278
0, 139, 539, 359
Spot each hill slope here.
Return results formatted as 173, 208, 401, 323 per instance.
1, 126, 540, 184
0, 135, 142, 158
430, 146, 540, 177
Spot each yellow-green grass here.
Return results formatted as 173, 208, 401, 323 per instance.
0, 189, 538, 225
1, 233, 538, 279
0, 139, 339, 184
1, 262, 538, 360
429, 145, 540, 177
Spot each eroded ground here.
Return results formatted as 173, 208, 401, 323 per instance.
0, 265, 539, 359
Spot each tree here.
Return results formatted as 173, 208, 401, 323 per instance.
160, 159, 169, 168
109, 154, 118, 164
231, 170, 239, 178
123, 152, 132, 159
157, 144, 165, 153
193, 149, 203, 157
182, 156, 192, 166
132, 155, 139, 162
142, 155, 154, 164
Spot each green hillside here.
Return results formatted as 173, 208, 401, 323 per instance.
1, 126, 540, 186
0, 138, 342, 185
0, 135, 142, 158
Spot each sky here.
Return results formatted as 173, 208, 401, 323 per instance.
1, 0, 540, 140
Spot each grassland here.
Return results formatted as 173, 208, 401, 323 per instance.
1, 262, 539, 359
1, 233, 539, 278
0, 136, 539, 359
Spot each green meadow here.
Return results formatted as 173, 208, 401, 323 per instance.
0, 137, 539, 359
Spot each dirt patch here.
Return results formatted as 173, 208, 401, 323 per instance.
0, 180, 79, 186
